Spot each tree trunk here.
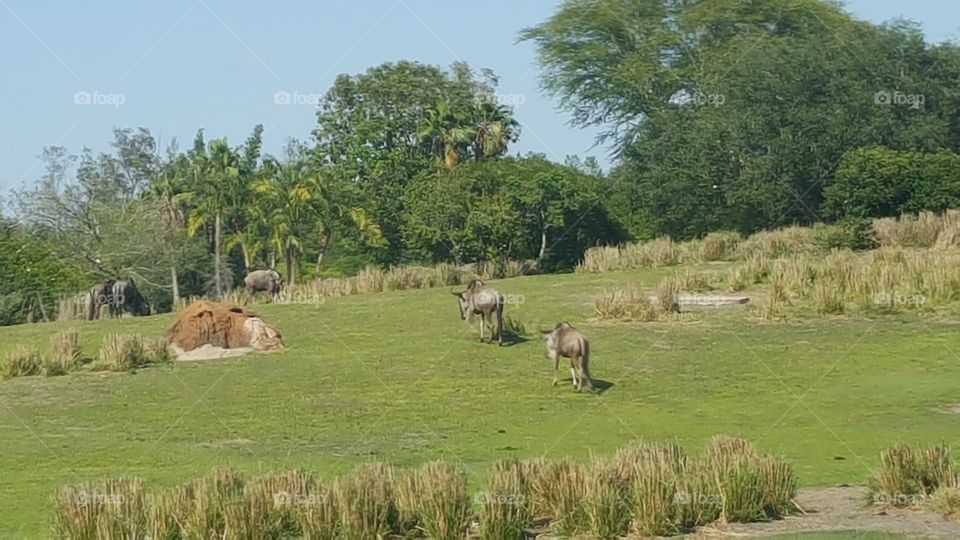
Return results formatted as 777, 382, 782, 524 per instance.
269, 252, 277, 270
537, 211, 548, 266
214, 211, 222, 299
171, 265, 180, 307
241, 244, 252, 272
285, 242, 296, 286
538, 228, 547, 266
315, 226, 333, 276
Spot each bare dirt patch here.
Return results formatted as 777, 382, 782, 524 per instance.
933, 403, 960, 415
691, 486, 960, 539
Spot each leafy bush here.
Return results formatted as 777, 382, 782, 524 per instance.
813, 218, 877, 250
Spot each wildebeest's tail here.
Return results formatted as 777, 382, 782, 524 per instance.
579, 335, 595, 391
496, 293, 505, 344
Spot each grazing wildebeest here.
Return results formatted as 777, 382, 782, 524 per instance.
452, 279, 504, 344
243, 269, 283, 303
86, 280, 116, 320
110, 278, 151, 317
540, 322, 595, 392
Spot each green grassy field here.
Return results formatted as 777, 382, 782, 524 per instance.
1, 268, 959, 537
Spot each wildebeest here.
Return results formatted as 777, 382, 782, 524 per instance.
540, 322, 595, 392
86, 280, 116, 320
110, 279, 151, 317
452, 279, 504, 344
243, 269, 284, 303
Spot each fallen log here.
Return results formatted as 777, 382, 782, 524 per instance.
648, 293, 750, 307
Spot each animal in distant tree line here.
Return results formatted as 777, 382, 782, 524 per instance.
540, 322, 595, 393
85, 278, 150, 320
243, 269, 284, 304
451, 279, 504, 345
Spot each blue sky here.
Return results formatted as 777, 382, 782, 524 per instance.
0, 0, 957, 194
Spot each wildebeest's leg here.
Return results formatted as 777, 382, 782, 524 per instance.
478, 312, 485, 341
570, 357, 580, 390
496, 300, 504, 345
552, 352, 560, 386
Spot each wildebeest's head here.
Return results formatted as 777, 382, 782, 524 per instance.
133, 299, 151, 317
451, 289, 469, 320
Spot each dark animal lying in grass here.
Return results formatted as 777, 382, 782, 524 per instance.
110, 279, 151, 317
540, 322, 595, 392
452, 279, 504, 344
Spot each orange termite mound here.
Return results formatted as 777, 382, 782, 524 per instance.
166, 300, 284, 360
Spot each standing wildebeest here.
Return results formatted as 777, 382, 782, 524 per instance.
540, 322, 595, 392
244, 269, 284, 303
452, 279, 504, 344
86, 280, 116, 320
110, 278, 151, 317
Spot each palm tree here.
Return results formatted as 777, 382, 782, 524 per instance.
474, 100, 520, 159
418, 102, 473, 169
254, 157, 382, 284
174, 139, 240, 299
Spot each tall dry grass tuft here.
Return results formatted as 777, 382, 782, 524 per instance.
583, 458, 630, 538
594, 289, 659, 322
738, 226, 814, 258
579, 238, 681, 272
57, 293, 89, 321
933, 486, 960, 521
333, 463, 398, 540
400, 461, 471, 540
528, 459, 586, 536
617, 441, 686, 536
297, 483, 339, 540
47, 329, 82, 375
704, 436, 796, 522
699, 231, 742, 261
177, 468, 246, 538
869, 443, 958, 506
93, 334, 149, 372
479, 459, 535, 540
873, 211, 945, 248
657, 276, 681, 314
3, 344, 43, 378
53, 478, 147, 540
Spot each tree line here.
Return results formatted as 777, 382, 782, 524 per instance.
4, 0, 960, 325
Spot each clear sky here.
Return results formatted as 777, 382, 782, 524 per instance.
0, 0, 956, 194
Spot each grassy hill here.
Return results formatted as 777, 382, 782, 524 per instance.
1, 267, 958, 537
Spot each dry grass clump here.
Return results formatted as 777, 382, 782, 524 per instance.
333, 463, 399, 540
53, 477, 147, 540
2, 344, 43, 378
868, 443, 958, 507
398, 462, 471, 540
480, 459, 536, 540
527, 459, 585, 536
873, 211, 951, 248
52, 437, 798, 539
699, 231, 742, 261
46, 330, 82, 375
93, 334, 150, 372
594, 288, 659, 322
657, 276, 681, 314
738, 226, 814, 258
578, 238, 681, 272
933, 486, 960, 521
